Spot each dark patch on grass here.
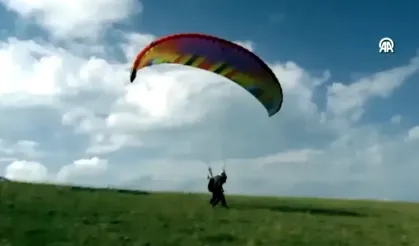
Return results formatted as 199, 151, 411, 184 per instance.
25, 228, 48, 236
69, 185, 150, 195
218, 218, 230, 224
202, 233, 236, 243
233, 203, 366, 217
114, 188, 150, 195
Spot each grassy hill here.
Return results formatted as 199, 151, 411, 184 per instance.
1, 181, 419, 245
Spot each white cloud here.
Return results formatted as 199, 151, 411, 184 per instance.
0, 157, 17, 163
390, 115, 402, 124
406, 126, 419, 141
86, 133, 142, 154
0, 139, 42, 157
122, 33, 155, 61
1, 0, 141, 39
326, 57, 419, 123
257, 149, 323, 166
0, 38, 62, 102
5, 160, 48, 182
234, 41, 254, 51
56, 157, 108, 184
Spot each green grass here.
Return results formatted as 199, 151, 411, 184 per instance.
1, 181, 419, 246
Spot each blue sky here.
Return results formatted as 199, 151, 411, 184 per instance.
0, 0, 418, 201
139, 1, 418, 68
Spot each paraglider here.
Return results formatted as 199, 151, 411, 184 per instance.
129, 33, 284, 207
129, 33, 283, 117
207, 167, 228, 208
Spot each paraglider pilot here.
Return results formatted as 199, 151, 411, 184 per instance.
207, 167, 229, 208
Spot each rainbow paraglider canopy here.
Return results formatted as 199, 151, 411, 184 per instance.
130, 33, 283, 117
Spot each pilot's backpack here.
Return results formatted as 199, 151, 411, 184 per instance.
207, 177, 215, 192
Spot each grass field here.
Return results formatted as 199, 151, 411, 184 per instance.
1, 181, 419, 246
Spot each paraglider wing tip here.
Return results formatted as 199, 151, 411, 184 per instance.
130, 69, 137, 83
269, 110, 279, 117
269, 108, 279, 116
268, 102, 282, 117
